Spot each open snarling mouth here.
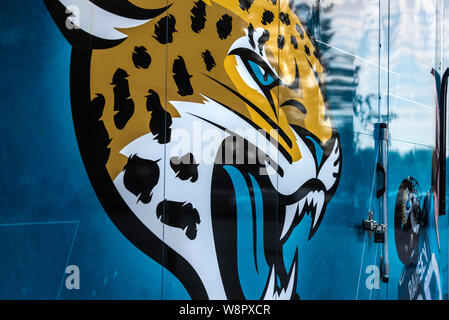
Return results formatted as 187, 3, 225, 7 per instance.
210, 136, 334, 300
111, 96, 341, 300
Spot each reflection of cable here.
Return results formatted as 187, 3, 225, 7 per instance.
355, 140, 380, 300
368, 142, 380, 212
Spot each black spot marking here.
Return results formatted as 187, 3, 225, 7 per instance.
314, 49, 320, 59
304, 45, 310, 56
190, 0, 207, 33
247, 23, 255, 49
173, 56, 194, 96
291, 35, 298, 49
201, 50, 216, 71
216, 14, 232, 40
279, 12, 290, 25
146, 89, 172, 144
112, 68, 134, 129
261, 10, 274, 25
132, 46, 151, 69
170, 153, 199, 182
277, 35, 285, 49
257, 29, 270, 55
153, 14, 177, 44
123, 155, 160, 204
91, 93, 106, 120
239, 0, 254, 11
156, 200, 200, 240
269, 0, 277, 4
296, 24, 305, 39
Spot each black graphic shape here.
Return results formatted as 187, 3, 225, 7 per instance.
291, 35, 298, 49
247, 23, 255, 49
191, 0, 207, 33
91, 93, 106, 120
281, 100, 306, 114
216, 14, 232, 40
279, 12, 290, 25
123, 155, 160, 204
112, 68, 134, 130
201, 50, 216, 71
154, 14, 177, 44
173, 56, 194, 96
170, 153, 199, 182
146, 89, 172, 144
211, 137, 280, 299
156, 201, 201, 240
277, 35, 285, 49
132, 46, 152, 69
304, 45, 311, 56
261, 10, 274, 25
257, 29, 270, 55
239, 0, 254, 12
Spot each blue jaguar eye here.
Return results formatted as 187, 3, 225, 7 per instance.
248, 60, 275, 87
229, 48, 279, 90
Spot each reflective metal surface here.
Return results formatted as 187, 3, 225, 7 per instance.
0, 0, 447, 300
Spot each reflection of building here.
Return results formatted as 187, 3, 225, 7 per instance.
294, 0, 382, 149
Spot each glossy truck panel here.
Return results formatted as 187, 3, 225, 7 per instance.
0, 0, 448, 300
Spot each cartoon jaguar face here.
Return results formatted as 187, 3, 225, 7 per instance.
45, 0, 341, 299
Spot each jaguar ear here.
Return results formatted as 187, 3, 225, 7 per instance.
44, 0, 170, 49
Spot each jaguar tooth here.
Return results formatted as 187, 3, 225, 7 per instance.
264, 263, 297, 300
280, 198, 306, 242
280, 203, 298, 240
312, 191, 325, 229
306, 192, 313, 206
297, 198, 306, 216
312, 191, 318, 207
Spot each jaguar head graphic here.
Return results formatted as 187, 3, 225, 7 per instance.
45, 0, 341, 299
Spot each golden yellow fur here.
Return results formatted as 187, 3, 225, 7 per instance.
89, 0, 333, 179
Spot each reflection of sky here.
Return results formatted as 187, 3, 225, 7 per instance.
387, 0, 437, 149
315, 0, 440, 152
